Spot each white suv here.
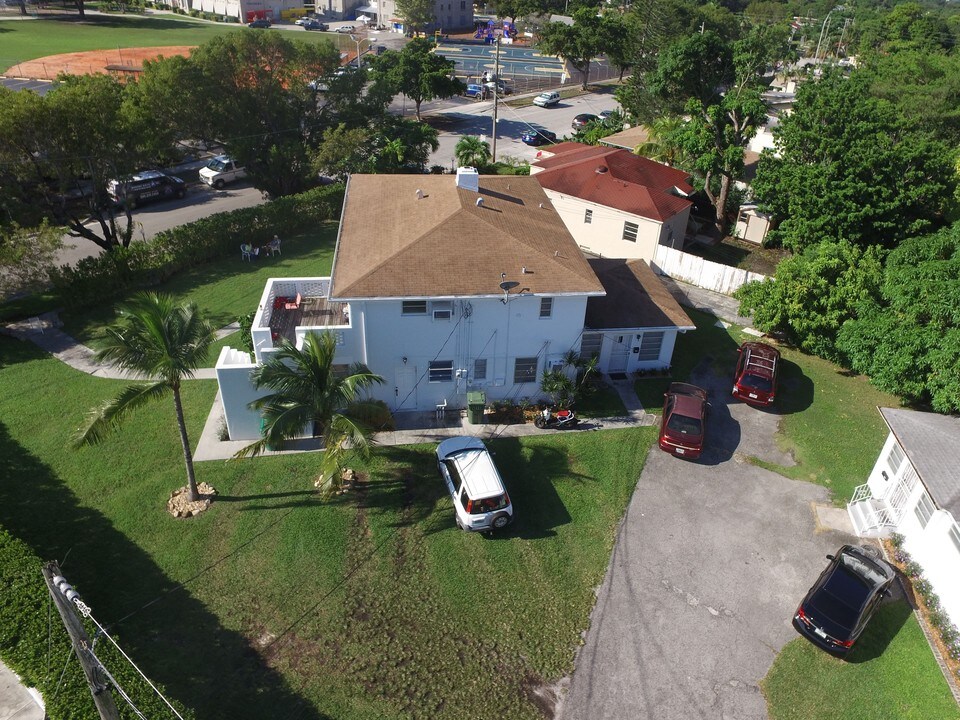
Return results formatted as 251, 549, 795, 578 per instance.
199, 155, 247, 189
437, 437, 513, 532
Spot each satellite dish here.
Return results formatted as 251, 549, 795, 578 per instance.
499, 281, 519, 292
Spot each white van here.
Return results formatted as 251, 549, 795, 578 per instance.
199, 155, 247, 189
436, 437, 514, 532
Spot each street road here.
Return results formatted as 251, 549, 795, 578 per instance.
429, 89, 622, 170
56, 183, 266, 268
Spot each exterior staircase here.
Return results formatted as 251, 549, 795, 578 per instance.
847, 483, 896, 538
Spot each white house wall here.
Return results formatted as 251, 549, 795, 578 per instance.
542, 189, 664, 261
592, 328, 680, 373
216, 347, 271, 440
346, 294, 589, 412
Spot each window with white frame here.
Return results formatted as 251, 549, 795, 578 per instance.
584, 208, 593, 224
915, 492, 936, 528
473, 358, 487, 381
622, 222, 639, 243
429, 360, 453, 382
540, 297, 553, 318
580, 332, 602, 359
637, 331, 664, 361
402, 300, 427, 315
887, 442, 906, 475
514, 357, 538, 384
950, 523, 960, 557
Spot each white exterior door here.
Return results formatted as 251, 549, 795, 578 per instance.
608, 335, 630, 373
395, 367, 417, 411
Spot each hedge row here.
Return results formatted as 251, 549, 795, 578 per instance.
0, 528, 192, 720
50, 184, 345, 310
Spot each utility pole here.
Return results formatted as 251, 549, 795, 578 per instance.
491, 36, 501, 163
42, 563, 121, 720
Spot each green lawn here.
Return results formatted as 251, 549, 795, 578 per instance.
0, 15, 346, 70
60, 223, 339, 348
0, 333, 654, 719
763, 602, 960, 720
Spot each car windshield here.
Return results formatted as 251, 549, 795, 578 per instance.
666, 412, 701, 436
809, 565, 872, 629
839, 552, 889, 586
741, 373, 773, 392
206, 159, 228, 172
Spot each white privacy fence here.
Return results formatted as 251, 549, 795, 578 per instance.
652, 245, 769, 295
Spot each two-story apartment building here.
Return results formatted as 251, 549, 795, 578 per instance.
215, 170, 694, 440
530, 143, 694, 262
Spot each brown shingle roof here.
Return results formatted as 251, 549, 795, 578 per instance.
585, 258, 695, 330
532, 143, 694, 222
329, 175, 605, 299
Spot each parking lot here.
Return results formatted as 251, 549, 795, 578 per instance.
559, 361, 857, 719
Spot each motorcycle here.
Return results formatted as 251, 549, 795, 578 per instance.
534, 406, 579, 430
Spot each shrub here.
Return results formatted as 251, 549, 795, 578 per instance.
890, 532, 905, 549
237, 311, 255, 353
49, 184, 344, 311
904, 560, 923, 579
913, 577, 932, 597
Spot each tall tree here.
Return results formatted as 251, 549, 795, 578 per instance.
74, 293, 216, 503
235, 333, 385, 494
0, 222, 63, 299
395, 0, 436, 32
753, 70, 954, 252
454, 136, 492, 169
537, 8, 611, 90
372, 39, 462, 121
837, 222, 960, 414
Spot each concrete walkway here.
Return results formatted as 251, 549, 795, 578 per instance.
0, 660, 44, 720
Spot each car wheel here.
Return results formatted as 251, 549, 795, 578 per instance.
128, 197, 138, 210
534, 416, 546, 429
213, 179, 225, 190
490, 513, 510, 530
455, 516, 466, 530
175, 187, 186, 199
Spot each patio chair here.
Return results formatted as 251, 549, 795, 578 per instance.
267, 237, 281, 256
436, 398, 447, 420
284, 292, 302, 311
240, 243, 253, 261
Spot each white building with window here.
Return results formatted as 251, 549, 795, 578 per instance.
214, 171, 695, 438
848, 407, 960, 627
530, 143, 694, 262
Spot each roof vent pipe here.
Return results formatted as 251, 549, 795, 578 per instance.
596, 166, 608, 174
416, 188, 423, 199
476, 197, 484, 207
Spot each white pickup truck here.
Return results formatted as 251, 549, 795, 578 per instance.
199, 155, 247, 189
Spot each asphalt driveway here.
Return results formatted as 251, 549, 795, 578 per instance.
559, 362, 855, 719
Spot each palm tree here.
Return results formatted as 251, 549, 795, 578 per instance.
634, 116, 687, 167
454, 135, 492, 169
74, 292, 216, 502
235, 332, 385, 494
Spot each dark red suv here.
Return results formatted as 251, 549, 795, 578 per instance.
658, 382, 708, 459
732, 341, 780, 406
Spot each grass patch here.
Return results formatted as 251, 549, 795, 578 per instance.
0, 334, 654, 719
0, 291, 63, 323
0, 16, 340, 69
762, 602, 960, 720
576, 383, 627, 417
60, 223, 338, 346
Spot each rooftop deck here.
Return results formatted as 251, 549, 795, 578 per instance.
270, 296, 348, 343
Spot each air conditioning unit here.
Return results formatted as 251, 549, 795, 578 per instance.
432, 301, 452, 320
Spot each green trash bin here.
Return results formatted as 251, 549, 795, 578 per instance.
467, 391, 486, 424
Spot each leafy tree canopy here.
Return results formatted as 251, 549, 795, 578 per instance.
537, 8, 614, 89
395, 0, 436, 32
753, 69, 954, 252
371, 38, 463, 120
735, 239, 885, 361
837, 222, 960, 413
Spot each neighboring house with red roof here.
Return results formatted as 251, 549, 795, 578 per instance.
214, 169, 695, 438
530, 142, 694, 262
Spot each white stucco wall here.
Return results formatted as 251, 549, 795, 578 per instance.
216, 347, 270, 440
866, 432, 960, 627
586, 327, 681, 374
542, 190, 667, 261
347, 294, 589, 412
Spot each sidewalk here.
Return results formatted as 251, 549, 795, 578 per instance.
0, 660, 44, 720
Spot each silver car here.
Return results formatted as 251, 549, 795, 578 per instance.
437, 437, 514, 532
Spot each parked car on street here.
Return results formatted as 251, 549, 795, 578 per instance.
336, 24, 356, 33
599, 109, 615, 121
464, 83, 488, 100
107, 170, 186, 209
437, 436, 513, 532
300, 18, 328, 30
792, 545, 896, 655
521, 128, 557, 146
571, 113, 599, 130
247, 18, 271, 28
533, 91, 560, 107
732, 341, 781, 406
484, 78, 512, 95
199, 155, 247, 189
658, 382, 708, 459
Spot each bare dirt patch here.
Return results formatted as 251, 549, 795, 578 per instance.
6, 46, 196, 80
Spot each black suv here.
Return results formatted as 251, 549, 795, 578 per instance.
107, 171, 186, 209
792, 545, 896, 655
